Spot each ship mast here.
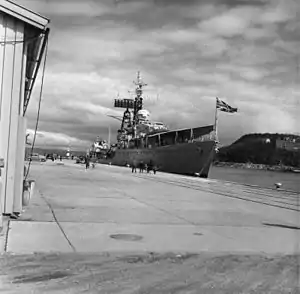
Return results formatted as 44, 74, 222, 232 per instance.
132, 71, 147, 137
113, 71, 147, 146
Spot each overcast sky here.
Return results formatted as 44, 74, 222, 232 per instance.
17, 0, 299, 149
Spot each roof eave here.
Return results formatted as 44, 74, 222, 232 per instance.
0, 0, 49, 30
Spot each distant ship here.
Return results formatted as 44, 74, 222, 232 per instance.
90, 72, 217, 178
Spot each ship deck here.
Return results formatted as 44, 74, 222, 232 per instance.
0, 160, 298, 292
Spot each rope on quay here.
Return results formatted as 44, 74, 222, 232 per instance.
24, 35, 49, 181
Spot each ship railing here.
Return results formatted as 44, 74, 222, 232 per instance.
146, 126, 216, 148
194, 132, 216, 142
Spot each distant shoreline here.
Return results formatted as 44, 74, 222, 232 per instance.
213, 161, 299, 173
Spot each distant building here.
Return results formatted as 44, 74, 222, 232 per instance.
276, 137, 300, 151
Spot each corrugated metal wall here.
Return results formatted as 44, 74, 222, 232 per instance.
0, 12, 26, 214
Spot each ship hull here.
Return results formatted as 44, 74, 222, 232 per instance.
94, 140, 215, 178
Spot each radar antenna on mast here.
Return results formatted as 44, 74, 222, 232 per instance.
112, 71, 148, 141
134, 71, 147, 87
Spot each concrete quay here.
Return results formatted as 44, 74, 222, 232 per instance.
1, 160, 299, 255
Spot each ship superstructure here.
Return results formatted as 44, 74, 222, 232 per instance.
113, 72, 169, 149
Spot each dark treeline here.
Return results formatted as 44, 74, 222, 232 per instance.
25, 147, 85, 157
215, 133, 300, 167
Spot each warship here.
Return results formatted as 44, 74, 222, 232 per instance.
90, 72, 217, 178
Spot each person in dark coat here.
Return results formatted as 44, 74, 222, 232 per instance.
85, 155, 90, 170
132, 159, 137, 173
147, 160, 158, 174
139, 161, 145, 173
147, 160, 153, 174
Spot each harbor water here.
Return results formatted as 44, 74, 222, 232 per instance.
209, 166, 300, 193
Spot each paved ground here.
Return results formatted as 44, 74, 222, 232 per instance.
2, 160, 300, 254
0, 160, 299, 293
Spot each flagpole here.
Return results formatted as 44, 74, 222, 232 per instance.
214, 97, 218, 143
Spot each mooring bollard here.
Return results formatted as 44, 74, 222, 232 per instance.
22, 179, 36, 207
0, 158, 4, 177
22, 181, 30, 207
29, 180, 36, 199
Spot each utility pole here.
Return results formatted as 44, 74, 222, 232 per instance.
295, 56, 299, 136
108, 126, 111, 145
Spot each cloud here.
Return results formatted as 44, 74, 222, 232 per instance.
217, 64, 269, 81
13, 0, 300, 149
17, 0, 151, 17
26, 129, 90, 149
239, 101, 298, 134
199, 9, 255, 38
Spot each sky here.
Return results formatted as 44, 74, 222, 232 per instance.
16, 0, 300, 149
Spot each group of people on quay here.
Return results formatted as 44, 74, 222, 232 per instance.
83, 152, 158, 174
131, 159, 158, 174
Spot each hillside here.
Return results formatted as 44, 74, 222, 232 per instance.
216, 133, 300, 167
